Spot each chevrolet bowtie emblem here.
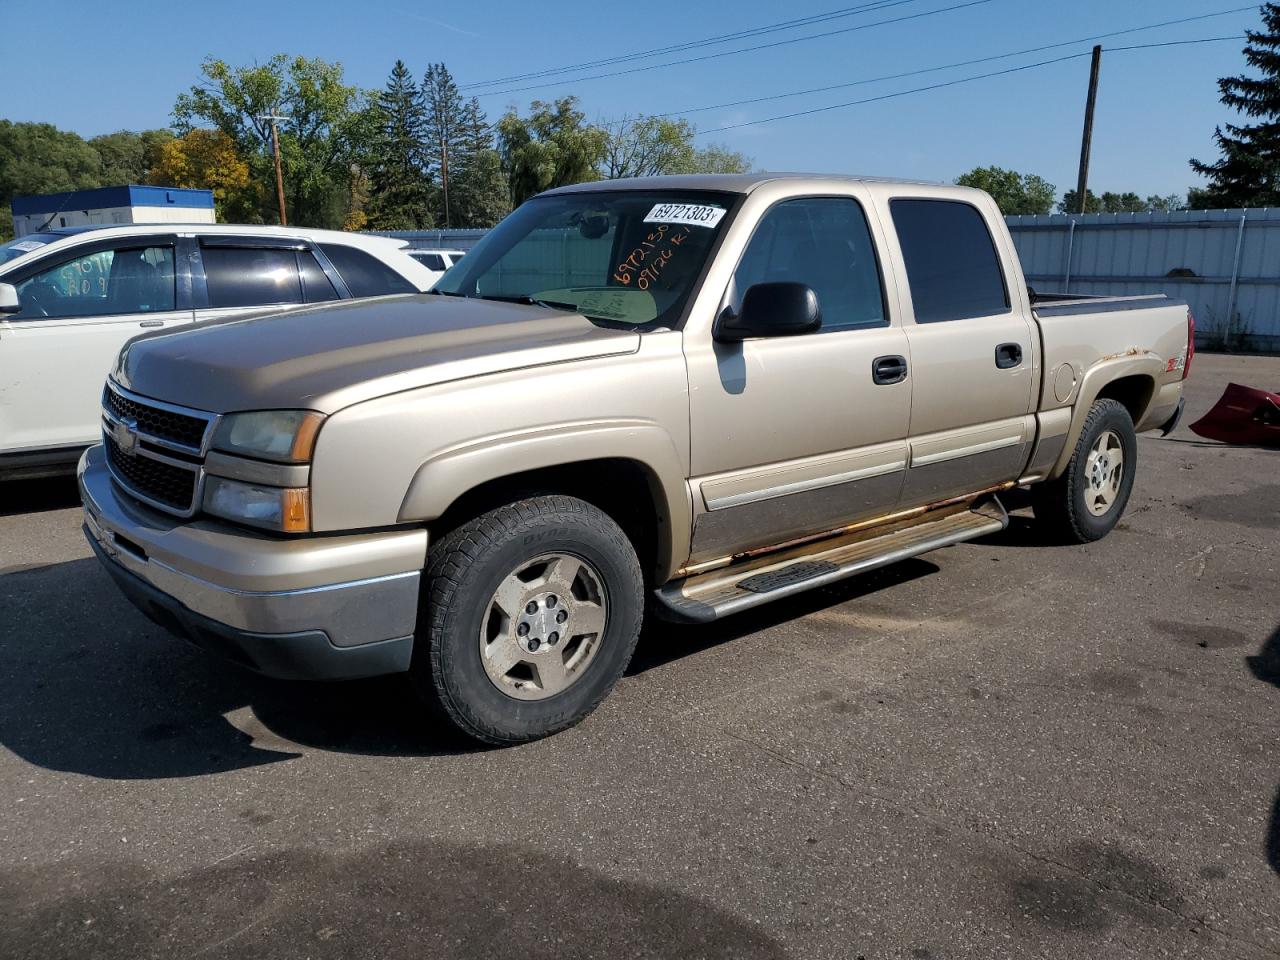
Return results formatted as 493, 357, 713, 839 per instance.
113, 416, 140, 455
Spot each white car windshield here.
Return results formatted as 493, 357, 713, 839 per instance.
0, 234, 59, 267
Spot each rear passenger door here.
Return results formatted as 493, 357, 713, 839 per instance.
881, 194, 1036, 506
192, 238, 340, 324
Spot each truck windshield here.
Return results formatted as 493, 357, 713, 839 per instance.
433, 190, 737, 327
0, 233, 60, 267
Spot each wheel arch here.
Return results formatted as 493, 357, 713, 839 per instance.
399, 422, 691, 584
1048, 355, 1161, 479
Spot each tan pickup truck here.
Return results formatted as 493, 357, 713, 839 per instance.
79, 173, 1193, 743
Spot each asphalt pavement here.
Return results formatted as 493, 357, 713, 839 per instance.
1, 352, 1277, 959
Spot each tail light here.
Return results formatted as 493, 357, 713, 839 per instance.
1184, 308, 1195, 380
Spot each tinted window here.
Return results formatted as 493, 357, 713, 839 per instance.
320, 244, 416, 297
732, 197, 885, 332
299, 251, 339, 302
0, 233, 60, 266
13, 245, 175, 320
889, 199, 1009, 323
203, 247, 303, 308
412, 253, 446, 271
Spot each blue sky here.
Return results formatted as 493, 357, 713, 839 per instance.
0, 0, 1263, 202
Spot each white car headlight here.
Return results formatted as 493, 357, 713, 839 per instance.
211, 410, 324, 463
203, 476, 310, 533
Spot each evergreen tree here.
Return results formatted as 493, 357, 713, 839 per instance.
422, 63, 467, 228
449, 98, 511, 227
366, 60, 433, 230
1190, 4, 1280, 207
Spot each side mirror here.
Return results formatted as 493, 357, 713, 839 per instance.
0, 282, 18, 315
715, 282, 821, 343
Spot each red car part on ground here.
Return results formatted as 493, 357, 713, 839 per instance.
1190, 382, 1280, 447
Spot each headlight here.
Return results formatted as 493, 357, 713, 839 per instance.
203, 476, 310, 533
211, 410, 324, 463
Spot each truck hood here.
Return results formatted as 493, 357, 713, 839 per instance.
112, 295, 641, 414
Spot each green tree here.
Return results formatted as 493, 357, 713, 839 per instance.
89, 129, 173, 184
365, 60, 433, 231
422, 63, 468, 227
1191, 3, 1280, 207
955, 166, 1055, 214
497, 98, 607, 207
1058, 189, 1180, 214
448, 98, 510, 227
602, 116, 751, 178
173, 54, 369, 228
0, 121, 104, 240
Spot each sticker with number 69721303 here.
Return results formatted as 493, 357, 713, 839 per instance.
643, 203, 726, 228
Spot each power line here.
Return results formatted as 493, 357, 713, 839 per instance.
468, 0, 997, 99
696, 36, 1246, 134
461, 0, 928, 90
659, 6, 1256, 118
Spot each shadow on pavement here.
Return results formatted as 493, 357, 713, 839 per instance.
2, 549, 943, 778
629, 557, 940, 676
1247, 625, 1280, 876
0, 474, 81, 517
0, 838, 787, 960
0, 558, 481, 780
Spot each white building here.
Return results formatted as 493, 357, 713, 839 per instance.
11, 185, 215, 238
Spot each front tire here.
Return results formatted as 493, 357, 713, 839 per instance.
1032, 398, 1137, 544
412, 495, 644, 745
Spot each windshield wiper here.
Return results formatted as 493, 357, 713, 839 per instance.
471, 293, 619, 326
429, 289, 468, 297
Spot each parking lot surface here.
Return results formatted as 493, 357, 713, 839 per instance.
2, 352, 1278, 959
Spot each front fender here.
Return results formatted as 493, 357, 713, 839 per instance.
398, 419, 692, 583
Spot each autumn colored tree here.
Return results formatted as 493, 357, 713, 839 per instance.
148, 129, 257, 222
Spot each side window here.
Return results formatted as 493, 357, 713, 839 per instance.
298, 251, 339, 303
202, 247, 303, 308
319, 243, 416, 297
13, 245, 175, 320
415, 253, 446, 271
731, 197, 885, 332
889, 199, 1009, 323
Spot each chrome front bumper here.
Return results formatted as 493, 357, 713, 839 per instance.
79, 445, 428, 679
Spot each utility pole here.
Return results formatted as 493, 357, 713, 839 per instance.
258, 113, 289, 226
1074, 45, 1102, 215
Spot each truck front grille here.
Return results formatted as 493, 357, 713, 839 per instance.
105, 435, 198, 512
103, 385, 210, 451
101, 381, 216, 517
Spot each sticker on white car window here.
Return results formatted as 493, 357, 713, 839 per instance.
643, 203, 726, 229
9, 240, 45, 252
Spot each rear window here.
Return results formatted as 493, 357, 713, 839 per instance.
889, 199, 1009, 323
412, 252, 447, 271
320, 244, 417, 298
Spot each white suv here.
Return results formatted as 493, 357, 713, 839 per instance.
0, 225, 437, 480
406, 248, 466, 285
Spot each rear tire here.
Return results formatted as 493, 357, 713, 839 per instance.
1032, 398, 1137, 544
411, 495, 644, 745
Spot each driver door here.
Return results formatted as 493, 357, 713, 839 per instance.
683, 194, 912, 565
0, 236, 194, 455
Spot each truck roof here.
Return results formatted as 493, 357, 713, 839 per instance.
542, 172, 942, 197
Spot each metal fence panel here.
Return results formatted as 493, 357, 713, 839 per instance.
1006, 208, 1280, 352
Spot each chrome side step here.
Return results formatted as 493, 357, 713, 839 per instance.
653, 498, 1007, 623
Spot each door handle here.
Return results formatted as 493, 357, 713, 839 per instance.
872, 354, 908, 385
138, 320, 164, 328
995, 342, 1023, 369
